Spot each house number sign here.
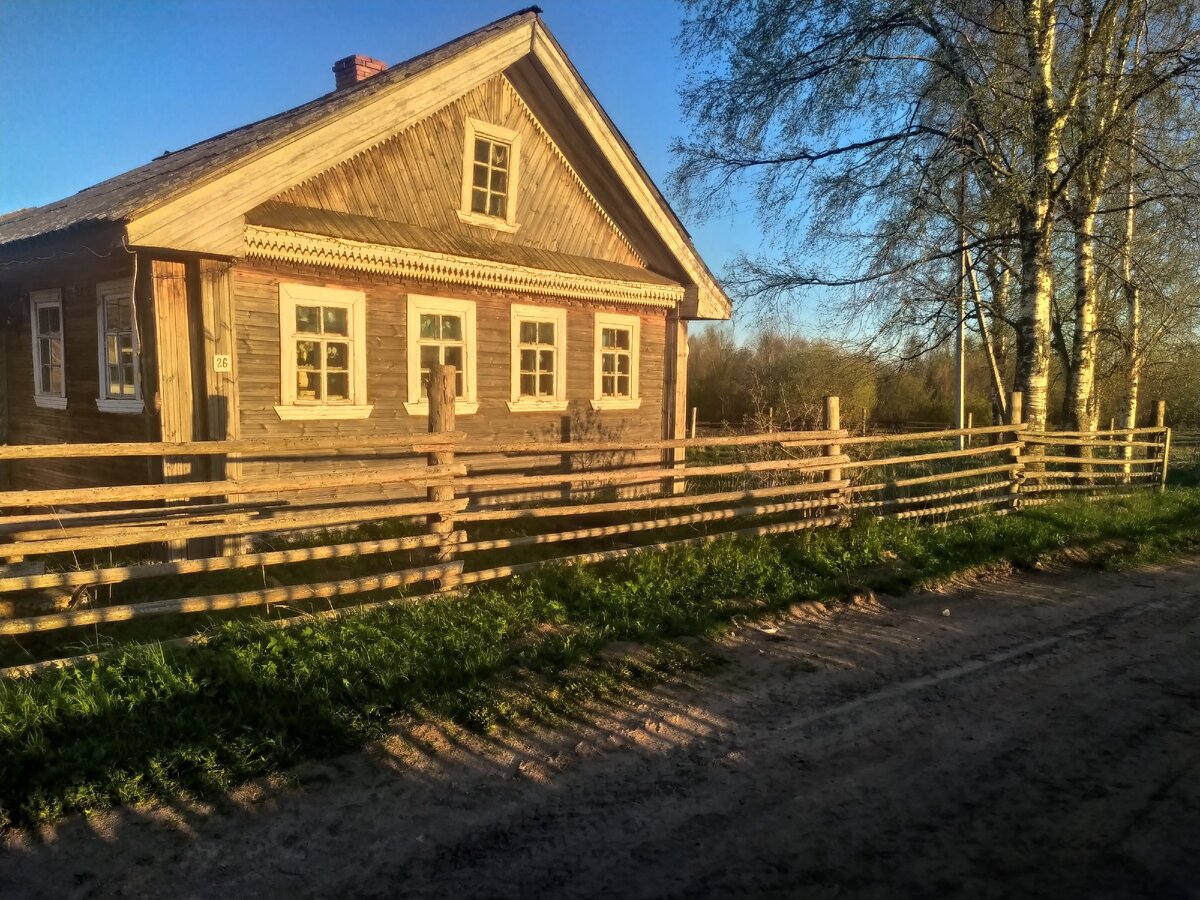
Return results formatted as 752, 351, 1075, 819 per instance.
212, 354, 232, 373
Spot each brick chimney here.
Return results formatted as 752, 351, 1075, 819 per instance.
332, 54, 388, 90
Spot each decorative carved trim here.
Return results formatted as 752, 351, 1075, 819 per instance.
244, 225, 683, 308
500, 76, 644, 266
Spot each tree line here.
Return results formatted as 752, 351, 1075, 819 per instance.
688, 324, 1198, 430
673, 0, 1200, 433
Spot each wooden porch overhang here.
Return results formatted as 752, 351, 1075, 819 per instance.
243, 203, 685, 309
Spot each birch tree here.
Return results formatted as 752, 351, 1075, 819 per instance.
674, 0, 1200, 430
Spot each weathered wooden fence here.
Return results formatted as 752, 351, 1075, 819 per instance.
0, 369, 1172, 676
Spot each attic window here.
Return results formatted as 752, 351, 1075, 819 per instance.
458, 118, 520, 233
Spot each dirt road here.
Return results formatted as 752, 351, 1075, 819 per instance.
4, 557, 1199, 899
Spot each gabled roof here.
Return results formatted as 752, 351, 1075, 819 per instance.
0, 8, 731, 319
0, 9, 540, 249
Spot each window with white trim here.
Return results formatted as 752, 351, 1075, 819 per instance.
30, 289, 66, 410
406, 295, 478, 415
458, 118, 520, 232
592, 312, 641, 410
508, 304, 567, 411
95, 278, 143, 413
275, 283, 372, 421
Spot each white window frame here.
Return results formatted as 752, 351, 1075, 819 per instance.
508, 304, 568, 412
95, 278, 144, 414
30, 288, 67, 410
405, 294, 478, 416
457, 117, 521, 233
275, 282, 372, 421
591, 311, 641, 411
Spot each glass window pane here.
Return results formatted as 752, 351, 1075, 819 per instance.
441, 315, 462, 341
296, 305, 320, 334
443, 345, 463, 370
323, 307, 349, 336
38, 363, 50, 394
106, 333, 119, 367
47, 306, 60, 333
455, 370, 464, 398
520, 373, 536, 397
475, 138, 490, 163
122, 365, 136, 394
326, 342, 349, 370
617, 375, 630, 396
297, 370, 321, 400
326, 372, 349, 400
491, 143, 508, 168
489, 194, 506, 218
617, 354, 630, 375
538, 322, 554, 345
420, 314, 439, 339
490, 171, 507, 194
37, 307, 51, 335
420, 345, 440, 369
296, 341, 319, 369
520, 348, 536, 372
519, 321, 537, 344
602, 375, 615, 396
602, 354, 615, 374
602, 328, 615, 349
471, 189, 488, 214
539, 373, 554, 396
108, 364, 121, 394
49, 364, 62, 394
615, 329, 631, 350
539, 349, 554, 372
473, 164, 489, 188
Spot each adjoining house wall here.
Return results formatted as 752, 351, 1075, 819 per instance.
232, 259, 668, 503
3, 254, 156, 491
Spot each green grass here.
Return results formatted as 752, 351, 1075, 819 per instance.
1, 487, 1197, 832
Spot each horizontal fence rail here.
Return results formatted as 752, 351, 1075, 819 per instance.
0, 372, 1173, 676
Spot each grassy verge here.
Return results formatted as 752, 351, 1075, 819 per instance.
2, 487, 1198, 832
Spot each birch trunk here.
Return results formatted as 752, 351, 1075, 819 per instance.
1015, 204, 1055, 432
1067, 207, 1100, 433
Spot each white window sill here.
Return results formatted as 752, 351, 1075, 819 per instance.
590, 398, 642, 411
456, 210, 520, 233
34, 395, 68, 410
275, 404, 374, 421
96, 397, 144, 414
404, 399, 479, 417
506, 398, 569, 413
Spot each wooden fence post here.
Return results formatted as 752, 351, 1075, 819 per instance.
1008, 391, 1024, 510
1154, 400, 1170, 492
426, 364, 459, 589
823, 395, 844, 518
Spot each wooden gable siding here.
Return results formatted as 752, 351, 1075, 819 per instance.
3, 256, 157, 492
231, 259, 665, 503
273, 75, 643, 269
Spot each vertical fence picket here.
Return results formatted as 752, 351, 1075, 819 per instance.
823, 395, 844, 519
426, 364, 459, 590
1008, 391, 1025, 511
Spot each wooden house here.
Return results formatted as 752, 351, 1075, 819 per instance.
0, 8, 730, 497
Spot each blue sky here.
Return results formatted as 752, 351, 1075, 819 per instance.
0, 0, 780, 334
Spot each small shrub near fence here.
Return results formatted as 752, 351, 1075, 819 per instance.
0, 368, 1173, 676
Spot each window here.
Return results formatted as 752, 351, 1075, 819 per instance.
30, 289, 66, 409
276, 283, 371, 420
592, 312, 641, 410
405, 295, 477, 415
508, 304, 567, 411
95, 278, 143, 413
458, 118, 520, 232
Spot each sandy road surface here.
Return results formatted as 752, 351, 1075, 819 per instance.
3, 557, 1199, 899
